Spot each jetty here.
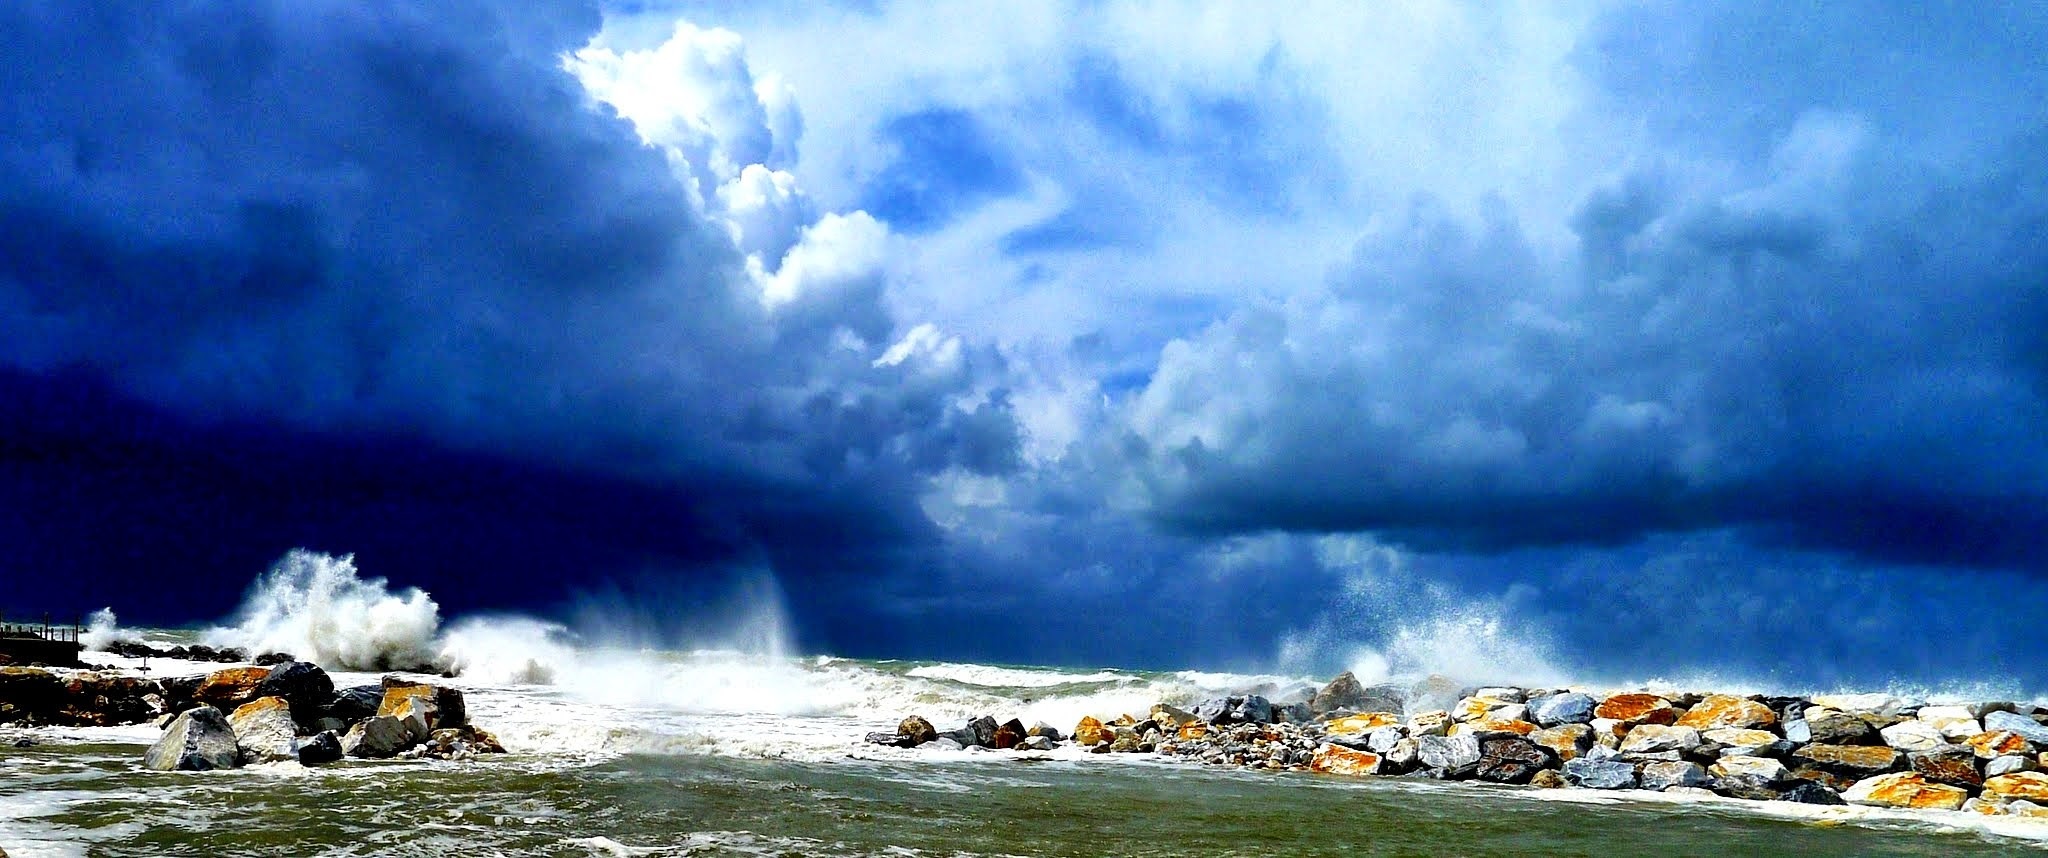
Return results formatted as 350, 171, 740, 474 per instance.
0, 617, 83, 667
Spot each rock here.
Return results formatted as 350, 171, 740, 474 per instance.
1365, 726, 1405, 754
297, 730, 343, 766
50, 672, 159, 727
1192, 698, 1230, 723
1917, 705, 1982, 740
1777, 781, 1847, 805
1454, 719, 1538, 741
1713, 774, 1783, 801
1310, 743, 1383, 776
1230, 695, 1274, 725
326, 685, 384, 722
1842, 772, 1969, 809
1986, 755, 2035, 777
227, 696, 299, 765
1406, 710, 1451, 737
1019, 735, 1055, 751
378, 679, 466, 730
143, 705, 241, 771
898, 715, 938, 745
0, 667, 65, 724
1474, 687, 1527, 703
1618, 724, 1702, 757
993, 718, 1026, 750
1274, 701, 1313, 724
1595, 693, 1677, 726
1562, 757, 1637, 789
1358, 684, 1408, 717
1984, 711, 2048, 746
1675, 695, 1777, 731
194, 667, 271, 711
1813, 694, 1906, 715
1641, 761, 1711, 791
1793, 744, 1903, 779
1474, 738, 1552, 785
1325, 712, 1400, 737
1879, 720, 1947, 753
2011, 799, 2048, 819
342, 715, 413, 758
918, 738, 964, 751
1311, 672, 1369, 716
1966, 730, 2033, 759
253, 662, 333, 724
950, 716, 998, 747
1783, 719, 1811, 744
1177, 721, 1209, 740
1701, 727, 1783, 757
1969, 701, 2021, 718
1911, 744, 1986, 788
387, 694, 438, 745
1384, 737, 1420, 771
1531, 724, 1594, 762
1026, 721, 1063, 741
1074, 716, 1110, 746
1416, 734, 1482, 777
1530, 693, 1597, 727
1711, 755, 1791, 783
1984, 771, 2048, 801
1804, 709, 1880, 745
1531, 769, 1569, 788
1150, 704, 1196, 727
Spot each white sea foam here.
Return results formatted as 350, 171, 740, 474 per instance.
203, 549, 445, 672
77, 608, 142, 651
906, 663, 1129, 688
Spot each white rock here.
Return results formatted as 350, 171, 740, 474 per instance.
1619, 725, 1702, 756
1473, 687, 1527, 703
1987, 755, 2038, 777
1711, 756, 1790, 783
1879, 720, 1946, 753
1812, 694, 1905, 715
227, 697, 299, 765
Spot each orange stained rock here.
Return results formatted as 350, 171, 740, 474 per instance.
194, 667, 271, 708
1965, 730, 2031, 758
1324, 712, 1401, 736
1674, 695, 1777, 730
1984, 771, 2048, 801
1309, 744, 1381, 777
1594, 693, 1676, 724
1847, 773, 1968, 810
1073, 716, 1110, 746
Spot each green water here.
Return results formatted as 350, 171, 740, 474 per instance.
5, 739, 2043, 857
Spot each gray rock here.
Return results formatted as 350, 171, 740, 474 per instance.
1879, 720, 1946, 753
1984, 711, 2048, 746
144, 706, 240, 771
1562, 757, 1637, 789
297, 730, 343, 766
1475, 738, 1553, 785
917, 738, 964, 751
325, 685, 384, 722
1473, 687, 1528, 704
1359, 684, 1408, 717
253, 661, 334, 725
1641, 761, 1711, 791
342, 715, 413, 758
1408, 675, 1464, 718
1027, 722, 1063, 741
1311, 672, 1368, 715
961, 716, 999, 747
1986, 754, 2035, 777
1384, 737, 1420, 770
1193, 698, 1232, 723
1711, 756, 1792, 783
1783, 719, 1811, 744
1531, 693, 1597, 727
1804, 710, 1878, 745
1366, 726, 1405, 754
1021, 735, 1057, 751
1417, 734, 1482, 777
227, 697, 299, 764
1777, 781, 1846, 805
1619, 725, 1702, 756
1231, 695, 1275, 725
1274, 701, 1313, 724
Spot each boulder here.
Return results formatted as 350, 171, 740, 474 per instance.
1452, 695, 1522, 723
0, 667, 65, 724
194, 667, 271, 711
1812, 694, 1906, 715
1274, 701, 1313, 724
1984, 771, 2048, 801
1777, 781, 1847, 805
1230, 695, 1274, 725
1531, 769, 1569, 789
1416, 734, 1482, 777
1911, 744, 1986, 789
1310, 743, 1383, 776
1021, 735, 1056, 751
1474, 687, 1527, 703
144, 706, 241, 771
1074, 716, 1111, 746
227, 696, 299, 764
1641, 761, 1711, 791
1803, 709, 1878, 745
1701, 727, 1784, 757
1842, 772, 1969, 810
1365, 726, 1406, 754
1783, 719, 1811, 744
1310, 672, 1368, 715
297, 730, 344, 766
54, 672, 160, 727
1325, 712, 1400, 737
1676, 695, 1777, 731
1879, 720, 1946, 753
1792, 744, 1902, 778
1984, 711, 2048, 746
960, 716, 1000, 747
1383, 737, 1420, 771
387, 694, 438, 745
1618, 724, 1702, 757
1986, 755, 2035, 777
342, 715, 413, 758
1150, 704, 1196, 727
1531, 724, 1594, 762
1177, 720, 1209, 740
1407, 675, 1464, 717
1474, 738, 1553, 785
1595, 693, 1677, 726
1966, 730, 2032, 759
1711, 756, 1791, 783
253, 661, 334, 724
1530, 693, 1597, 727
326, 685, 385, 722
1454, 719, 1538, 741
993, 718, 1026, 750
1712, 774, 1783, 801
1358, 684, 1408, 717
378, 679, 466, 730
1917, 705, 1982, 741
1026, 721, 1063, 741
1562, 757, 1637, 790
1406, 710, 1451, 737
898, 716, 938, 745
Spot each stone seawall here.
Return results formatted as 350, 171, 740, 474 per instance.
871, 672, 2048, 820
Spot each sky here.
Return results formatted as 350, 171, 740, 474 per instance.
3, 1, 2046, 690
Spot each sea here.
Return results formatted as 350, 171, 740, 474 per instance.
3, 552, 2046, 857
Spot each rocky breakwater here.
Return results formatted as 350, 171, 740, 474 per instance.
868, 672, 2048, 824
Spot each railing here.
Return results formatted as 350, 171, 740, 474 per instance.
0, 620, 80, 644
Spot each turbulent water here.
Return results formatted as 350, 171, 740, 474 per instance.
8, 552, 2048, 856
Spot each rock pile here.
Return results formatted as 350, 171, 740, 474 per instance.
872, 672, 2048, 821
141, 667, 504, 770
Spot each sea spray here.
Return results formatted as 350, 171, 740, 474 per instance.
203, 550, 444, 672
79, 607, 142, 651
